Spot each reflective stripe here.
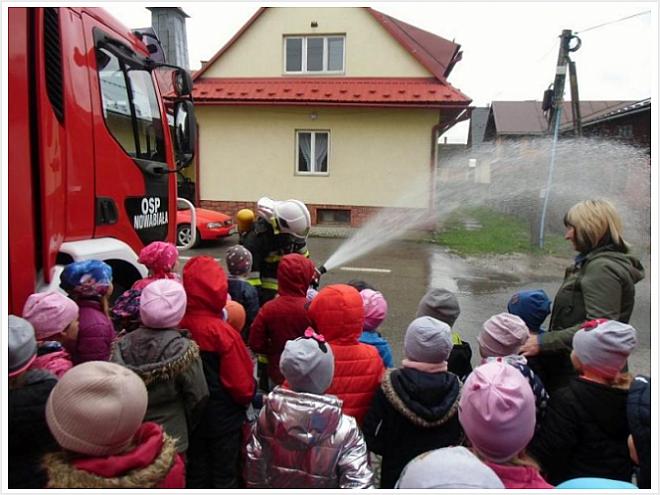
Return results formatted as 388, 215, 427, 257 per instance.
261, 278, 278, 290
257, 354, 268, 364
265, 254, 282, 263
247, 271, 262, 287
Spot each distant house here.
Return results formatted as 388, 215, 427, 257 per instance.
476, 99, 650, 151
190, 7, 471, 226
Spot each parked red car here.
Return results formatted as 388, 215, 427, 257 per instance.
176, 207, 235, 247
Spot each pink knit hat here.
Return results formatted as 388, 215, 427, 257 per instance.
361, 289, 388, 331
139, 279, 187, 329
22, 292, 79, 340
138, 241, 178, 278
458, 361, 536, 463
478, 312, 529, 358
46, 361, 148, 456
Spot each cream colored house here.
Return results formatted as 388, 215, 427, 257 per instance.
191, 7, 471, 226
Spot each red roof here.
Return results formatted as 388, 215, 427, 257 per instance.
191, 77, 470, 107
366, 8, 462, 81
194, 7, 462, 83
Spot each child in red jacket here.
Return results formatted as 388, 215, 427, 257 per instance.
308, 284, 384, 425
43, 361, 185, 488
180, 256, 256, 489
248, 253, 316, 387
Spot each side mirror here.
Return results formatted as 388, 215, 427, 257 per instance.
174, 100, 197, 167
172, 69, 193, 97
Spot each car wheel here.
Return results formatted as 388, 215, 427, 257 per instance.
177, 223, 201, 247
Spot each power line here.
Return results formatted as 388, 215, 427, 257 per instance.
575, 10, 651, 34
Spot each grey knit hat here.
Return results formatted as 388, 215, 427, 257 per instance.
8, 315, 38, 377
396, 446, 504, 489
416, 288, 460, 327
573, 320, 637, 378
280, 333, 334, 395
404, 316, 453, 364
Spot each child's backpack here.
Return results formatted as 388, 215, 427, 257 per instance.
447, 332, 472, 381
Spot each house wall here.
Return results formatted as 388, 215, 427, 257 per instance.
196, 105, 439, 221
202, 7, 432, 78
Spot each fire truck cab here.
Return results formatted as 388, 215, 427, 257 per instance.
8, 7, 197, 314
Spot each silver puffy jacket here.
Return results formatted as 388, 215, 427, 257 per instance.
244, 386, 374, 489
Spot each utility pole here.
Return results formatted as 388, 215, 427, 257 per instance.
537, 29, 582, 248
547, 30, 572, 132
569, 60, 582, 136
545, 29, 582, 134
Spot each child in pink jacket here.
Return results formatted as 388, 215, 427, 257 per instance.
22, 292, 78, 378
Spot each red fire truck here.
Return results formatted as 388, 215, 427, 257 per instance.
8, 7, 197, 314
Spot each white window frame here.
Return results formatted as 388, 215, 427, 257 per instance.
295, 130, 330, 176
284, 35, 345, 75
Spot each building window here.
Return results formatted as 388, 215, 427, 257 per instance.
617, 124, 633, 139
284, 36, 345, 74
296, 130, 329, 174
317, 208, 351, 225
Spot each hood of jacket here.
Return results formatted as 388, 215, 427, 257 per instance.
277, 254, 316, 297
570, 377, 629, 437
381, 368, 461, 427
111, 328, 199, 386
308, 284, 364, 344
182, 256, 228, 314
586, 247, 645, 284
260, 387, 342, 448
43, 422, 178, 488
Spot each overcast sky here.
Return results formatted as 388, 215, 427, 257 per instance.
104, 2, 656, 141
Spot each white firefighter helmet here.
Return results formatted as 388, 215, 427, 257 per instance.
256, 197, 277, 221
274, 199, 311, 239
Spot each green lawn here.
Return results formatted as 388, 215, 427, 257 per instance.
434, 207, 571, 256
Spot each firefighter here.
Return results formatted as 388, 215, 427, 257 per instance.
239, 197, 311, 306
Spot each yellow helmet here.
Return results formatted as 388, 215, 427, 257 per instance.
236, 208, 255, 234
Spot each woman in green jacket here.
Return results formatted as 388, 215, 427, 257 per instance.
520, 199, 644, 393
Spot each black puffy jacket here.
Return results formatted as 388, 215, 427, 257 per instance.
362, 368, 462, 488
530, 377, 633, 485
8, 369, 58, 488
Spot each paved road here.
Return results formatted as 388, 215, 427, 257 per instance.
185, 235, 651, 377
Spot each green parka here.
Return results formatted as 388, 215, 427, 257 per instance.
536, 246, 644, 391
542, 246, 645, 351
111, 327, 210, 452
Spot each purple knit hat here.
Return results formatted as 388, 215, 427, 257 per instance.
458, 361, 536, 462
361, 289, 388, 331
22, 292, 79, 340
478, 312, 529, 357
225, 245, 253, 276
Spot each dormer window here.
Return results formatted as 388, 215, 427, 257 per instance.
284, 35, 345, 74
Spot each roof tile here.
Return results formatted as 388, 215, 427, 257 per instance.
192, 77, 471, 107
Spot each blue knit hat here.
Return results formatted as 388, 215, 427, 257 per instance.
60, 260, 113, 298
507, 289, 551, 332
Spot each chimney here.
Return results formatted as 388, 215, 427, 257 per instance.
148, 7, 190, 70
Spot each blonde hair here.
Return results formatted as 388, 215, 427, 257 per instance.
564, 199, 628, 253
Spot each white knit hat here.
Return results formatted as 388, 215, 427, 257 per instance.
46, 361, 148, 456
